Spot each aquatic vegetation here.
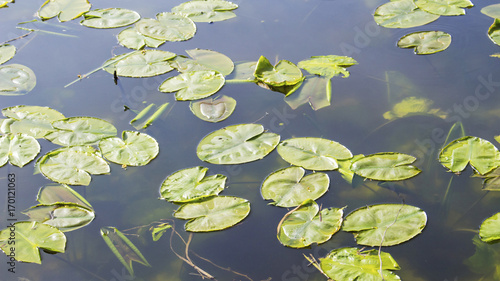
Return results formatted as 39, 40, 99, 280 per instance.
488, 19, 500, 46
297, 55, 357, 78
1, 105, 66, 138
44, 116, 117, 146
351, 153, 421, 181
374, 0, 440, 28
80, 8, 140, 29
99, 131, 159, 166
190, 95, 236, 122
481, 4, 500, 19
37, 0, 91, 22
104, 50, 176, 78
415, 0, 473, 16
129, 102, 170, 129
397, 31, 452, 54
0, 133, 40, 167
117, 21, 166, 50
253, 55, 304, 96
0, 44, 15, 64
383, 96, 447, 120
136, 12, 196, 41
23, 204, 95, 232
171, 0, 238, 22
479, 212, 500, 242
0, 64, 36, 95
159, 70, 225, 101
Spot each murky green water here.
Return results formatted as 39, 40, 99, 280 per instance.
2, 0, 500, 280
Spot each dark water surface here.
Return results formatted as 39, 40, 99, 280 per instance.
1, 0, 500, 280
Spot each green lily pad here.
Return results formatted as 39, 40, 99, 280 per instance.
351, 153, 421, 181
480, 212, 500, 243
342, 204, 427, 246
81, 8, 140, 29
277, 199, 343, 248
174, 196, 251, 232
151, 223, 172, 241
0, 44, 15, 65
168, 56, 213, 73
482, 4, 500, 19
197, 123, 280, 164
383, 96, 447, 120
488, 19, 500, 46
473, 167, 500, 191
185, 49, 234, 76
228, 61, 257, 82
254, 56, 304, 95
189, 95, 236, 122
338, 154, 365, 186
39, 147, 110, 186
104, 50, 176, 78
374, 0, 440, 28
37, 184, 93, 209
397, 31, 451, 54
0, 64, 36, 95
320, 247, 401, 281
415, 0, 473, 16
284, 76, 331, 110
465, 236, 500, 280
2, 105, 65, 138
0, 221, 66, 264
171, 0, 238, 22
136, 12, 196, 41
117, 23, 166, 50
297, 55, 357, 78
277, 137, 352, 171
99, 131, 159, 166
0, 133, 40, 167
38, 0, 91, 22
0, 0, 13, 8
159, 70, 225, 101
261, 166, 330, 207
44, 117, 117, 146
23, 204, 95, 232
159, 166, 227, 203
439, 136, 500, 175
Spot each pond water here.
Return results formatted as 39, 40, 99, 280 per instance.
2, 0, 500, 280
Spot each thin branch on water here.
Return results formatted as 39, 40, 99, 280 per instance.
191, 252, 254, 281
0, 30, 33, 45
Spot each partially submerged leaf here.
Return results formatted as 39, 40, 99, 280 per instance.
338, 154, 365, 186
0, 0, 13, 8
159, 70, 225, 101
465, 236, 500, 280
351, 153, 421, 181
185, 49, 234, 76
397, 31, 451, 54
37, 183, 93, 209
0, 64, 36, 95
174, 196, 251, 232
81, 8, 140, 29
342, 204, 427, 246
415, 0, 473, 16
171, 0, 238, 22
44, 117, 117, 146
488, 19, 500, 46
0, 44, 15, 65
277, 199, 343, 248
297, 55, 357, 78
151, 223, 172, 241
159, 166, 227, 203
104, 50, 176, 78
0, 221, 66, 264
480, 212, 500, 243
254, 56, 303, 94
189, 95, 236, 122
482, 4, 500, 19
2, 105, 65, 138
261, 166, 329, 207
136, 12, 196, 41
129, 102, 169, 129
475, 167, 500, 191
197, 123, 280, 164
117, 23, 166, 50
284, 76, 331, 110
23, 204, 95, 232
228, 61, 257, 82
277, 137, 352, 171
38, 0, 91, 22
0, 133, 40, 167
383, 96, 447, 120
99, 131, 159, 166
374, 0, 440, 28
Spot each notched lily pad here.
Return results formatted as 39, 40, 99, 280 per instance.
488, 19, 500, 46
415, 0, 473, 16
254, 56, 304, 96
479, 212, 500, 243
2, 105, 65, 138
0, 133, 40, 167
374, 0, 440, 28
81, 8, 140, 29
185, 49, 234, 76
37, 183, 93, 209
104, 50, 176, 78
99, 131, 159, 166
136, 12, 196, 42
23, 204, 95, 232
171, 0, 238, 22
0, 44, 16, 65
44, 116, 117, 146
117, 23, 166, 50
190, 95, 236, 122
159, 70, 225, 101
351, 152, 421, 181
398, 31, 451, 54
297, 55, 357, 78
482, 4, 500, 19
0, 64, 36, 95
38, 0, 91, 22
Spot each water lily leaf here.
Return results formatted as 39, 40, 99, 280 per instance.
168, 56, 213, 73
185, 49, 234, 76
284, 76, 331, 110
81, 8, 140, 29
482, 4, 500, 19
351, 153, 421, 181
151, 223, 172, 241
104, 50, 176, 78
261, 167, 329, 207
228, 61, 257, 82
159, 166, 227, 203
415, 0, 473, 16
172, 0, 238, 22
174, 196, 250, 232
0, 64, 36, 95
474, 167, 500, 191
0, 44, 15, 65
197, 123, 280, 164
2, 105, 65, 138
342, 204, 427, 246
0, 221, 66, 264
0, 0, 13, 8
480, 213, 500, 243
23, 204, 95, 232
320, 247, 401, 281
465, 236, 500, 280
129, 102, 170, 129
190, 95, 236, 122
439, 136, 500, 175
159, 70, 225, 101
101, 227, 150, 277
44, 117, 117, 146
338, 154, 365, 186
277, 137, 352, 171
37, 183, 93, 209
254, 56, 304, 93
297, 55, 357, 78
99, 131, 159, 166
39, 147, 110, 185
117, 23, 166, 50
397, 31, 451, 54
374, 0, 440, 28
488, 19, 500, 46
38, 0, 91, 22
136, 12, 196, 41
277, 199, 343, 248
0, 133, 40, 167
383, 96, 447, 120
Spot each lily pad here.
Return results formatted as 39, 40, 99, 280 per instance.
261, 167, 330, 207
0, 44, 15, 65
0, 64, 36, 95
171, 0, 238, 22
397, 31, 451, 54
104, 50, 176, 78
228, 61, 258, 82
173, 196, 251, 232
0, 133, 40, 167
81, 8, 140, 29
342, 204, 427, 246
159, 166, 227, 203
479, 212, 500, 243
0, 0, 13, 8
37, 184, 93, 209
320, 247, 401, 281
383, 96, 447, 120
0, 221, 66, 264
351, 153, 421, 181
136, 12, 196, 41
39, 147, 110, 186
197, 123, 280, 164
439, 136, 500, 175
374, 0, 440, 28
23, 204, 95, 232
189, 95, 236, 122
99, 131, 159, 166
277, 199, 343, 248
44, 117, 117, 146
38, 0, 91, 22
159, 70, 225, 101
168, 56, 214, 73
129, 102, 170, 129
415, 0, 473, 16
284, 76, 331, 110
2, 105, 65, 138
337, 154, 365, 186
488, 19, 500, 46
185, 49, 234, 76
482, 4, 500, 19
254, 56, 304, 94
474, 167, 500, 191
297, 55, 357, 78
277, 137, 352, 171
117, 23, 166, 50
